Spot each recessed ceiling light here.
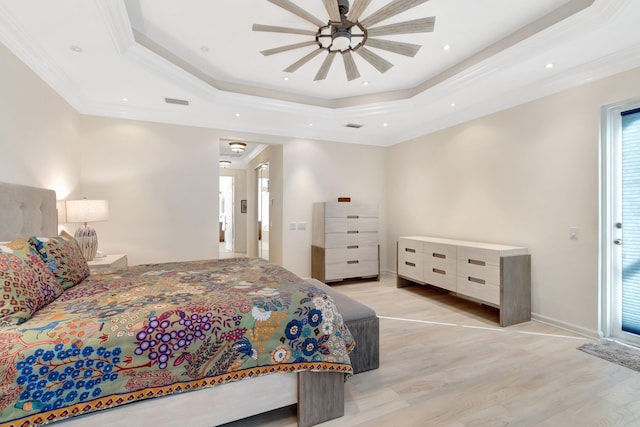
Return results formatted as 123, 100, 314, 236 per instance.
283, 76, 290, 81
363, 81, 369, 86
70, 45, 83, 53
383, 123, 388, 127
235, 113, 240, 117
122, 98, 128, 102
546, 63, 554, 69
309, 123, 313, 127
451, 103, 456, 107
443, 44, 451, 51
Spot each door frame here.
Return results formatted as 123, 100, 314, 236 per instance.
599, 97, 640, 341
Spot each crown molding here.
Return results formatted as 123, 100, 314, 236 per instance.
117, 0, 595, 110
0, 2, 89, 113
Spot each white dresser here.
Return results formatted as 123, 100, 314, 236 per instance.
397, 236, 530, 326
312, 202, 379, 283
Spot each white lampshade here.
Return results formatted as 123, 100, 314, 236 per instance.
64, 199, 109, 261
66, 199, 109, 223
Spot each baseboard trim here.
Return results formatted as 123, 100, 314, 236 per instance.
531, 312, 599, 339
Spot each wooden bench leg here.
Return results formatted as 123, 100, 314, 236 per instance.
297, 371, 344, 427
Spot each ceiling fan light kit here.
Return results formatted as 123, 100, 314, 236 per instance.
253, 0, 436, 81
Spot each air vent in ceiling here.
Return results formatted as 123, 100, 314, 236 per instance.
345, 123, 363, 129
164, 97, 189, 106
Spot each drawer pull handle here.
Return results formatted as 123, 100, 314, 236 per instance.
347, 260, 359, 265
347, 245, 359, 249
347, 215, 359, 219
433, 252, 446, 259
405, 261, 416, 267
468, 276, 486, 285
433, 268, 446, 275
347, 230, 359, 234
405, 248, 416, 253
468, 259, 486, 266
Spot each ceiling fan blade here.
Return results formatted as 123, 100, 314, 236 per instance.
267, 0, 325, 27
347, 0, 373, 23
360, 0, 429, 28
283, 47, 324, 73
260, 41, 318, 56
354, 46, 393, 73
366, 38, 421, 57
322, 0, 342, 22
252, 24, 317, 36
314, 51, 338, 81
367, 17, 435, 37
342, 50, 361, 81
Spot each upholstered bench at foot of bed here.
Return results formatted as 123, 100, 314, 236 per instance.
305, 278, 379, 374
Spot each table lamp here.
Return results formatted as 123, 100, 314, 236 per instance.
65, 198, 109, 261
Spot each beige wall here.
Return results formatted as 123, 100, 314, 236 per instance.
6, 31, 640, 335
0, 42, 81, 198
386, 66, 640, 336
78, 116, 220, 265
282, 139, 387, 277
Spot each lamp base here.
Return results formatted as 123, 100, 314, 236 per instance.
74, 225, 98, 261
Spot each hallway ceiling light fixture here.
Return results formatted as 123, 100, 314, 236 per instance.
219, 160, 232, 168
229, 141, 247, 153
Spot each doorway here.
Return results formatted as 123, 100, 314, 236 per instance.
601, 99, 640, 344
257, 162, 269, 260
219, 175, 234, 256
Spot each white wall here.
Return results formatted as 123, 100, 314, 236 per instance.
282, 139, 387, 277
78, 116, 220, 265
386, 66, 640, 336
0, 42, 81, 198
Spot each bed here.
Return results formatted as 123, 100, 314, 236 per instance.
0, 182, 354, 427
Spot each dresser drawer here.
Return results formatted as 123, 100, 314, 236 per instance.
325, 259, 379, 281
325, 202, 377, 218
424, 242, 456, 262
456, 258, 500, 285
457, 246, 500, 266
325, 231, 378, 248
457, 275, 500, 306
423, 263, 456, 292
398, 251, 424, 281
399, 238, 423, 254
325, 245, 377, 264
325, 217, 378, 233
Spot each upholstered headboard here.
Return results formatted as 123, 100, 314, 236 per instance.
0, 182, 57, 241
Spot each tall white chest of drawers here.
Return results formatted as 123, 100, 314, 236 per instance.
312, 202, 379, 283
397, 236, 531, 327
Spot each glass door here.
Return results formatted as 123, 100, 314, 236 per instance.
602, 101, 640, 345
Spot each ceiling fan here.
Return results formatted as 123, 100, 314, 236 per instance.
253, 0, 436, 81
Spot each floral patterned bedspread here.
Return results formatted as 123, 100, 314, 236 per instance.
0, 258, 354, 426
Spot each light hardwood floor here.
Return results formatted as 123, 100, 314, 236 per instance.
224, 273, 640, 427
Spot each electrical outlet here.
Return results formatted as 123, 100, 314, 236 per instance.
297, 222, 307, 231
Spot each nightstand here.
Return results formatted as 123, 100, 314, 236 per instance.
88, 254, 128, 270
